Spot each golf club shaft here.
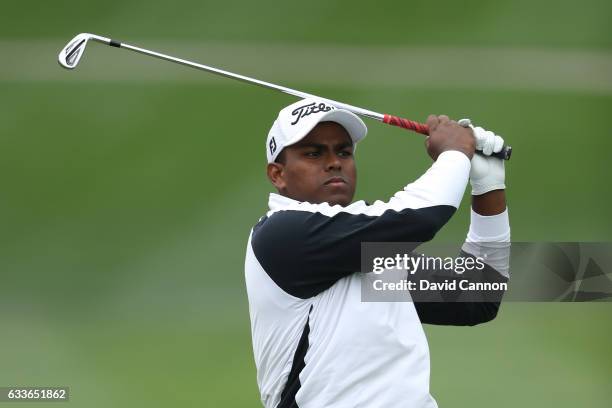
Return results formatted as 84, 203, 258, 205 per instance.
113, 40, 387, 121
87, 36, 511, 160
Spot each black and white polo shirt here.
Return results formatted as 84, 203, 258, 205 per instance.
244, 151, 510, 408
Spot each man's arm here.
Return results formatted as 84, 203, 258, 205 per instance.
415, 125, 510, 325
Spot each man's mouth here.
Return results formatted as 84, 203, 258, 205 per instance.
324, 176, 347, 186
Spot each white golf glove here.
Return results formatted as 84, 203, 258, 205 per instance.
458, 118, 506, 195
457, 118, 505, 156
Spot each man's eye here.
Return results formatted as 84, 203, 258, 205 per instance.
305, 151, 320, 157
338, 150, 353, 157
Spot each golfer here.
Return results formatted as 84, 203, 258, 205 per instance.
244, 98, 510, 408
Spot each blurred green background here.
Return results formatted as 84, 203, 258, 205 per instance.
1, 0, 611, 406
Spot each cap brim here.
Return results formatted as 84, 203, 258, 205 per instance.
284, 109, 367, 148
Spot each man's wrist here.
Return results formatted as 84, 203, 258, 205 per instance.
472, 189, 506, 216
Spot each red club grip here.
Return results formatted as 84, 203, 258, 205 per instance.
383, 114, 430, 135
382, 114, 512, 160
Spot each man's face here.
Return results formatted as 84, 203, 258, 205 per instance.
268, 122, 357, 206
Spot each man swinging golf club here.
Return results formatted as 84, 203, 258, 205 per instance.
56, 33, 512, 407
244, 99, 510, 408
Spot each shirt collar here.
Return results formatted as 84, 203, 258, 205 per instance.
268, 193, 299, 212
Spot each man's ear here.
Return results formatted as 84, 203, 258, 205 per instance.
267, 162, 286, 191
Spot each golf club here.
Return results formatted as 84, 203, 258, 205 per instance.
58, 33, 511, 160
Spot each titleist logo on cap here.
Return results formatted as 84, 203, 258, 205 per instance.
290, 102, 334, 125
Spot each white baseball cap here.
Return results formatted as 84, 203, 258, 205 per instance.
266, 98, 368, 163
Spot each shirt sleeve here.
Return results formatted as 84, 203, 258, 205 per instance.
462, 208, 511, 277
414, 208, 511, 325
251, 151, 471, 299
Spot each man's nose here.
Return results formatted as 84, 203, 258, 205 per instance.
326, 154, 341, 171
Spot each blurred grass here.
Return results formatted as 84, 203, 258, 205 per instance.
1, 82, 611, 407
1, 0, 611, 49
428, 304, 612, 407
1, 0, 611, 407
